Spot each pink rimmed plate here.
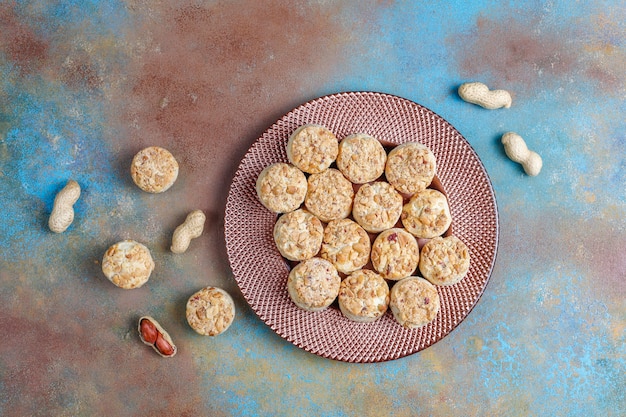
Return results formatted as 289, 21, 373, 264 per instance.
225, 92, 498, 363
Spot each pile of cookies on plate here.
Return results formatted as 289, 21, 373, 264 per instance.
255, 124, 470, 329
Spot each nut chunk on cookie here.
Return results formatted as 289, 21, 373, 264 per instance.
352, 181, 403, 233
320, 218, 370, 274
390, 276, 440, 328
338, 269, 389, 323
186, 287, 236, 336
370, 228, 419, 281
336, 133, 386, 184
287, 257, 341, 312
130, 146, 179, 193
287, 124, 338, 174
102, 240, 155, 289
419, 236, 470, 286
401, 189, 451, 239
273, 208, 324, 261
385, 142, 436, 195
304, 168, 354, 223
256, 163, 307, 213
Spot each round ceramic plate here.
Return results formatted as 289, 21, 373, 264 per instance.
225, 92, 498, 363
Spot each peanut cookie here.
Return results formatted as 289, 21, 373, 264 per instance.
273, 208, 324, 261
287, 257, 341, 312
352, 181, 403, 233
370, 228, 419, 280
130, 146, 179, 193
286, 124, 338, 174
385, 142, 436, 195
320, 219, 370, 274
389, 276, 440, 328
419, 235, 470, 286
401, 189, 452, 238
186, 287, 236, 336
256, 162, 307, 213
338, 269, 390, 323
336, 133, 386, 184
102, 240, 155, 289
304, 168, 354, 223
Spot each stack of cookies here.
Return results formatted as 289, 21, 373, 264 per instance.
255, 124, 470, 329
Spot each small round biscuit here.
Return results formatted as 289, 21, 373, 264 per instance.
287, 257, 341, 312
256, 163, 307, 213
419, 236, 470, 286
273, 209, 324, 261
385, 142, 436, 195
130, 146, 179, 193
401, 189, 452, 238
352, 181, 403, 233
389, 276, 440, 328
338, 269, 390, 323
102, 240, 155, 289
304, 168, 354, 223
320, 219, 370, 274
336, 133, 386, 183
370, 228, 419, 280
186, 287, 236, 336
286, 124, 338, 174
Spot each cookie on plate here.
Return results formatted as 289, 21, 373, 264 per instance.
352, 181, 403, 233
186, 287, 236, 336
130, 146, 179, 193
102, 240, 155, 289
287, 257, 341, 312
389, 276, 440, 328
320, 218, 370, 274
385, 142, 436, 195
336, 133, 387, 184
370, 228, 419, 280
419, 235, 470, 286
256, 162, 307, 213
304, 168, 354, 223
273, 208, 324, 261
338, 269, 390, 323
401, 189, 452, 238
286, 124, 338, 174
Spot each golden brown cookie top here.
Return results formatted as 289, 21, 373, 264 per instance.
287, 257, 341, 311
336, 133, 387, 184
304, 168, 354, 223
370, 228, 419, 280
287, 124, 338, 174
130, 146, 179, 193
256, 162, 307, 213
352, 181, 403, 233
419, 235, 470, 286
320, 218, 370, 274
186, 287, 236, 336
338, 269, 389, 322
390, 276, 440, 328
273, 208, 324, 261
385, 142, 436, 195
102, 240, 155, 289
401, 189, 452, 238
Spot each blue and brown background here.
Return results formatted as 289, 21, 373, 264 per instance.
0, 1, 624, 416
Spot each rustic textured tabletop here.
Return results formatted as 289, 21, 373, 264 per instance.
1, 1, 624, 416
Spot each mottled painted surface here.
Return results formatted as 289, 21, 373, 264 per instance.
0, 0, 624, 416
